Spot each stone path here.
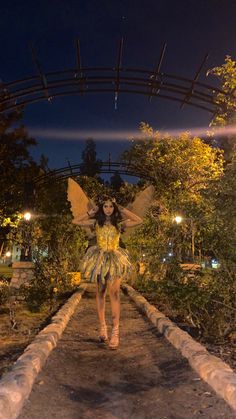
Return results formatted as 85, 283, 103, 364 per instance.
19, 285, 235, 419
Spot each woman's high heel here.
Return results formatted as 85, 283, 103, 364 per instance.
109, 325, 119, 350
99, 323, 108, 343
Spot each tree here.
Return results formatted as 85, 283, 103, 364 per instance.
80, 139, 102, 177
77, 176, 110, 202
204, 149, 236, 270
205, 56, 236, 270
206, 56, 236, 161
123, 123, 223, 206
207, 55, 236, 127
0, 107, 38, 254
115, 182, 141, 207
10, 178, 88, 310
123, 123, 224, 265
123, 123, 235, 340
110, 171, 124, 191
0, 109, 37, 215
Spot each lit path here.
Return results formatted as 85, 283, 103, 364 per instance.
19, 285, 234, 419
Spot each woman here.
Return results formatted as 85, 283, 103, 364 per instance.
75, 196, 142, 350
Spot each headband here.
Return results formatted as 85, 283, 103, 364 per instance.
97, 196, 116, 205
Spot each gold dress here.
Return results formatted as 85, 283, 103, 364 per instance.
81, 223, 131, 284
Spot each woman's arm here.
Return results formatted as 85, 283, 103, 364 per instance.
72, 207, 98, 227
119, 206, 143, 228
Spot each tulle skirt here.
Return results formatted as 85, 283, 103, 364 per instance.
80, 245, 131, 284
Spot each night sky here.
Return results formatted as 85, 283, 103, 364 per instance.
1, 0, 236, 169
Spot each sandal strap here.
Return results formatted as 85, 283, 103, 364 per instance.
111, 325, 119, 336
109, 325, 119, 349
100, 323, 107, 332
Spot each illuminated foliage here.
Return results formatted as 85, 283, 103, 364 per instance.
123, 122, 225, 266
123, 122, 223, 206
207, 55, 236, 126
124, 123, 235, 339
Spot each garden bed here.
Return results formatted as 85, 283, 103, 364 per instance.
134, 288, 236, 373
0, 298, 67, 378
0, 283, 235, 382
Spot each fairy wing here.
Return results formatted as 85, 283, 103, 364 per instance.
126, 185, 155, 218
122, 185, 155, 239
67, 178, 95, 237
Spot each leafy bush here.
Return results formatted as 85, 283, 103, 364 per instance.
16, 179, 88, 312
135, 263, 236, 341
0, 279, 10, 305
20, 255, 80, 312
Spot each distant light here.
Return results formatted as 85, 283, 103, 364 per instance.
168, 252, 173, 257
168, 242, 172, 246
212, 259, 220, 269
23, 212, 32, 221
5, 251, 11, 257
175, 216, 183, 224
142, 253, 145, 257
163, 258, 166, 262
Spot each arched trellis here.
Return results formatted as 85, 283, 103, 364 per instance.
34, 161, 154, 186
0, 40, 234, 116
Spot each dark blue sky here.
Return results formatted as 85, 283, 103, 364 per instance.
1, 0, 236, 169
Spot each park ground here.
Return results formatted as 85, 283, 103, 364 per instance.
15, 285, 235, 419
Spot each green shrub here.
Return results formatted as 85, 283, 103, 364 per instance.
20, 255, 76, 312
0, 279, 10, 305
135, 262, 235, 340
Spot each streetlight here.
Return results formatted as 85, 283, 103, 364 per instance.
23, 212, 32, 221
174, 215, 196, 262
4, 250, 12, 265
20, 211, 33, 261
174, 215, 183, 224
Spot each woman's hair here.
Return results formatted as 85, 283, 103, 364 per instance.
94, 197, 122, 230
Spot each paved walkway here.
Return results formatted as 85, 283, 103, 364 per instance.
19, 285, 235, 419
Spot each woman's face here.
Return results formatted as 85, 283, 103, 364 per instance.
103, 200, 114, 217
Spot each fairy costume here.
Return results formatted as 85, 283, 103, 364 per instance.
81, 222, 131, 284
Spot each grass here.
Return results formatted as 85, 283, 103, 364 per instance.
0, 264, 13, 279
0, 300, 62, 377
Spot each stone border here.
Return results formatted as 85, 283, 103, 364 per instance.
122, 283, 236, 412
0, 283, 87, 419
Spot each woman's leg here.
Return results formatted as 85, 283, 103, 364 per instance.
108, 277, 121, 327
108, 277, 121, 349
96, 279, 108, 341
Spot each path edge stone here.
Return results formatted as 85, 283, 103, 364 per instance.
122, 283, 236, 412
0, 283, 87, 419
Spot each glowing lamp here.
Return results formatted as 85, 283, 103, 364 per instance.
23, 212, 32, 221
175, 216, 183, 224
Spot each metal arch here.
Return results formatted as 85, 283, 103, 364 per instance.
1, 39, 235, 116
34, 162, 155, 185
0, 66, 234, 114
